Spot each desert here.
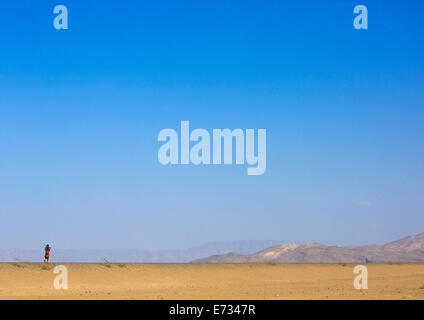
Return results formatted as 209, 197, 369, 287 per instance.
1, 263, 423, 300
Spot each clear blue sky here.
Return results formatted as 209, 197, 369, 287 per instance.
0, 1, 423, 250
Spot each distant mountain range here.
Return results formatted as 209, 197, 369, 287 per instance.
193, 233, 424, 263
0, 240, 299, 263
3, 233, 423, 263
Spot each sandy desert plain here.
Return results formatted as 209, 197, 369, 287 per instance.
0, 262, 424, 300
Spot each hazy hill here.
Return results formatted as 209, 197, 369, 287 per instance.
0, 240, 298, 263
193, 232, 424, 263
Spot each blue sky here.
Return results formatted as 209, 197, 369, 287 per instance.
0, 1, 423, 250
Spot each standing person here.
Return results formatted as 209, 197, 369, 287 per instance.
44, 244, 51, 263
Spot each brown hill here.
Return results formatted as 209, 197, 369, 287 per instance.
193, 232, 424, 263
383, 232, 424, 252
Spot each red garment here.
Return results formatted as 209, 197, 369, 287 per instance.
45, 253, 50, 259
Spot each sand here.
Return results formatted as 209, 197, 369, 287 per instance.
0, 263, 423, 300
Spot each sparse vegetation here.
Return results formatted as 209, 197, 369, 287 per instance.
265, 262, 276, 266
40, 263, 56, 271
103, 258, 112, 268
420, 285, 424, 290
387, 261, 394, 265
117, 263, 126, 268
12, 258, 29, 268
